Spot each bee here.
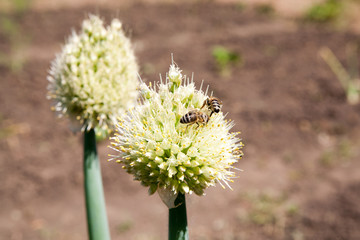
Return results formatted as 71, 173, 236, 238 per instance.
180, 110, 209, 129
201, 97, 222, 117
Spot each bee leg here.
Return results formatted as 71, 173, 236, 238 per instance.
195, 122, 200, 129
209, 112, 213, 117
185, 122, 194, 132
200, 100, 206, 110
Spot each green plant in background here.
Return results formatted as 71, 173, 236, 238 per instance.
319, 44, 360, 105
0, 0, 31, 72
305, 0, 343, 22
319, 138, 353, 167
0, 17, 30, 73
211, 45, 242, 77
47, 15, 139, 240
238, 192, 300, 238
110, 61, 244, 239
0, 0, 31, 13
236, 2, 247, 11
254, 3, 275, 16
248, 194, 279, 226
116, 220, 133, 234
11, 0, 31, 13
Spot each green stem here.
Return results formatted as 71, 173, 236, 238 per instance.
168, 193, 188, 240
84, 128, 111, 240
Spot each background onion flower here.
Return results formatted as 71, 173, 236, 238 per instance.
47, 14, 139, 133
47, 14, 139, 240
110, 61, 244, 198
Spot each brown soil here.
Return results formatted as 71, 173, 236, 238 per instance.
1, 2, 360, 240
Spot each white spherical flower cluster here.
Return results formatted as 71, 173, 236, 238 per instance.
47, 14, 139, 132
110, 63, 243, 197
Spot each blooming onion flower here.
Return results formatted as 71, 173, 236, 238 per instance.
47, 14, 139, 132
110, 62, 243, 199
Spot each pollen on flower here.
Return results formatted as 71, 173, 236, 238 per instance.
47, 14, 139, 133
110, 61, 244, 197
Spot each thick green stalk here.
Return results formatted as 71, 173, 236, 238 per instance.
84, 128, 111, 240
168, 193, 189, 240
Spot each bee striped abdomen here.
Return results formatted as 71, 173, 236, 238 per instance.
210, 98, 221, 113
180, 110, 209, 126
180, 111, 195, 124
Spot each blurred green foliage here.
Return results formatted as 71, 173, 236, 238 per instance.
319, 138, 353, 167
116, 220, 133, 234
305, 0, 343, 22
0, 114, 15, 139
1, 17, 19, 36
0, 0, 31, 72
242, 192, 300, 226
254, 3, 275, 16
236, 2, 247, 11
248, 193, 279, 225
12, 0, 31, 13
0, 0, 30, 13
235, 191, 302, 239
0, 18, 28, 72
211, 45, 242, 76
320, 43, 360, 105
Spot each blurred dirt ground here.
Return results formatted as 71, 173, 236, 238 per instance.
1, 1, 360, 240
